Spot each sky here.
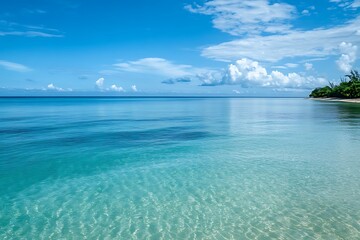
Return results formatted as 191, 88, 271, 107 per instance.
0, 0, 360, 96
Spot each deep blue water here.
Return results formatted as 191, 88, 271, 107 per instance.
1, 97, 360, 239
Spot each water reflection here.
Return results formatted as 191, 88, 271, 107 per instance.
335, 102, 360, 126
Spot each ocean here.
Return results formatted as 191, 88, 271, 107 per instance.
1, 97, 360, 239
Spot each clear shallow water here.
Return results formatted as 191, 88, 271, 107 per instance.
0, 97, 360, 239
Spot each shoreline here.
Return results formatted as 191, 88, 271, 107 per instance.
310, 97, 360, 103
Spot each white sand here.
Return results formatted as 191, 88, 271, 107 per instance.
310, 98, 360, 103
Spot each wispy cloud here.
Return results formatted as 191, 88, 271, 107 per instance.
0, 20, 63, 38
304, 63, 313, 71
114, 58, 208, 77
285, 63, 298, 68
161, 77, 192, 84
201, 16, 360, 62
0, 60, 32, 72
352, 0, 360, 8
0, 31, 63, 37
330, 0, 360, 8
23, 9, 47, 14
185, 0, 295, 36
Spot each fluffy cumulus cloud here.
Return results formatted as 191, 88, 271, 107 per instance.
131, 85, 138, 92
95, 77, 105, 89
185, 0, 295, 35
112, 56, 326, 90
336, 42, 358, 72
0, 60, 32, 72
200, 58, 327, 89
47, 83, 63, 91
95, 77, 125, 92
110, 84, 124, 92
46, 83, 72, 92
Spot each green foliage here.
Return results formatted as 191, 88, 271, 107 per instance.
309, 70, 360, 98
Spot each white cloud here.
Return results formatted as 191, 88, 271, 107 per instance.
95, 77, 125, 92
47, 83, 59, 90
46, 83, 71, 92
0, 21, 63, 38
202, 16, 360, 62
0, 31, 63, 37
304, 63, 313, 71
95, 77, 105, 89
0, 60, 32, 72
333, 0, 360, 8
200, 58, 326, 88
110, 84, 124, 92
114, 58, 208, 77
271, 66, 287, 69
24, 9, 47, 14
233, 89, 241, 94
301, 9, 309, 15
352, 0, 360, 8
329, 0, 352, 8
131, 85, 138, 92
185, 0, 295, 35
336, 42, 358, 72
110, 57, 325, 90
285, 63, 298, 68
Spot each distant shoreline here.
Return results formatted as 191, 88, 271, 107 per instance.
0, 96, 304, 99
310, 98, 360, 103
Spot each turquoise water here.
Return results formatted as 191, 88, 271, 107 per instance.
1, 97, 360, 239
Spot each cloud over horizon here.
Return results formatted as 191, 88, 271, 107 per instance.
95, 77, 126, 92
200, 58, 327, 89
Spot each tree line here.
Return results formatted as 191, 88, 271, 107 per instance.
309, 70, 360, 98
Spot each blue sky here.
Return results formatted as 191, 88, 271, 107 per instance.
1, 0, 360, 96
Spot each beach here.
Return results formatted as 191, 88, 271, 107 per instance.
310, 97, 360, 103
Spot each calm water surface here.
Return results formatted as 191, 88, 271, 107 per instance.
0, 98, 360, 239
